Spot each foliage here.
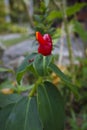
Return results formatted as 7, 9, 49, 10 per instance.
0, 0, 28, 34
47, 3, 87, 20
0, 52, 77, 130
0, 1, 87, 130
73, 58, 87, 106
0, 0, 6, 23
0, 72, 65, 130
34, 1, 56, 36
73, 20, 87, 42
0, 23, 28, 34
10, 0, 27, 22
69, 110, 87, 130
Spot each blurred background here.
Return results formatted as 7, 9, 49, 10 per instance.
0, 0, 87, 130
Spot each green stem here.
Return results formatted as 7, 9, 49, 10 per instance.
62, 0, 74, 72
62, 0, 75, 104
43, 56, 46, 75
29, 77, 42, 97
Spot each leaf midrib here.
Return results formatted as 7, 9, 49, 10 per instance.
24, 97, 30, 130
42, 85, 54, 121
5, 97, 23, 130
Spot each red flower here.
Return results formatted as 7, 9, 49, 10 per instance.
36, 32, 52, 56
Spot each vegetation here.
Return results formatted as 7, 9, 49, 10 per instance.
0, 0, 87, 130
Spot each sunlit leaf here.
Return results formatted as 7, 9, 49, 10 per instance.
67, 3, 87, 16
47, 10, 62, 20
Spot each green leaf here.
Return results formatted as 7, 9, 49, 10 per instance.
16, 53, 37, 84
15, 84, 34, 92
66, 3, 87, 17
49, 63, 79, 98
45, 55, 53, 67
33, 54, 44, 76
0, 96, 42, 130
33, 54, 52, 76
0, 80, 14, 90
37, 81, 65, 130
0, 93, 22, 108
73, 20, 87, 42
44, 0, 50, 7
47, 10, 62, 20
34, 15, 42, 22
47, 3, 87, 20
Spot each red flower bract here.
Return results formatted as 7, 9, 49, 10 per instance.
36, 32, 52, 56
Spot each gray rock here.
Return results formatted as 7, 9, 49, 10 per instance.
2, 39, 37, 68
53, 36, 84, 57
3, 39, 37, 58
53, 36, 84, 65
0, 34, 21, 41
8, 56, 25, 70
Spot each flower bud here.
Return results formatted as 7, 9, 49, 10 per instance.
36, 32, 52, 56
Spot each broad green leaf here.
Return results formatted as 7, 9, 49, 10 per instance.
37, 81, 65, 130
16, 53, 37, 84
0, 104, 14, 130
44, 0, 50, 7
0, 93, 22, 108
48, 3, 87, 20
33, 54, 52, 76
0, 96, 42, 130
49, 63, 79, 98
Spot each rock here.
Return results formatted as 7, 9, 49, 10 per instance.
0, 34, 21, 41
2, 39, 37, 70
7, 56, 25, 70
53, 36, 84, 65
53, 36, 84, 57
3, 39, 37, 59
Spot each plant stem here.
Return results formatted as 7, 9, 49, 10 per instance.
62, 0, 74, 71
62, 0, 75, 103
58, 24, 64, 65
43, 56, 46, 75
29, 77, 42, 97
